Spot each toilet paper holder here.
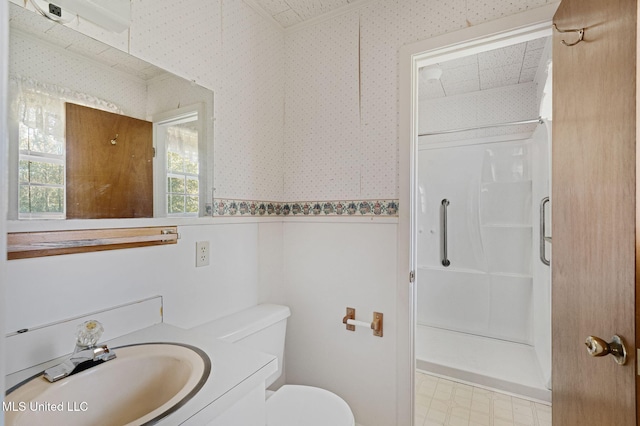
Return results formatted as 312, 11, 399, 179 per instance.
342, 307, 383, 337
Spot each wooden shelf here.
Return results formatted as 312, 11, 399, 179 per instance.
7, 226, 179, 260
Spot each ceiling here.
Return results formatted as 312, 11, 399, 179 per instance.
419, 37, 551, 100
12, 3, 549, 99
9, 4, 165, 81
250, 0, 361, 28
247, 2, 552, 99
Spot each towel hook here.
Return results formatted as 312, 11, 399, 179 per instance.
110, 134, 118, 145
553, 23, 585, 47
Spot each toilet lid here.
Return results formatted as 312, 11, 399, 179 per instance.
266, 385, 355, 426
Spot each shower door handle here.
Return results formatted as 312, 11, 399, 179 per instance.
540, 197, 551, 266
441, 199, 450, 267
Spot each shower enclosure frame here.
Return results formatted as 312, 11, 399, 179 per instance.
397, 5, 559, 425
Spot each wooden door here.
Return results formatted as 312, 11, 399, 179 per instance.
65, 103, 153, 219
552, 0, 637, 424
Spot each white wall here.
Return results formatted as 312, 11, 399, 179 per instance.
258, 221, 286, 306
6, 223, 260, 333
283, 221, 397, 426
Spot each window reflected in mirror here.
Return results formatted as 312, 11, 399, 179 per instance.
17, 88, 66, 218
155, 108, 202, 217
13, 79, 122, 219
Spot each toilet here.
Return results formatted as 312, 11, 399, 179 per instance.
192, 304, 355, 426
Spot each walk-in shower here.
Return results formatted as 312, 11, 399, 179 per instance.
415, 36, 552, 402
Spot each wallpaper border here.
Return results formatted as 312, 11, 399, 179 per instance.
212, 199, 398, 217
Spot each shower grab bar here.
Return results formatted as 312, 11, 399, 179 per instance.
540, 197, 551, 266
441, 199, 451, 267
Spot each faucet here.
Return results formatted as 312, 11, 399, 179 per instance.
43, 320, 116, 382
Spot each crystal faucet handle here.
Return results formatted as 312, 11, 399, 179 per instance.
76, 320, 104, 348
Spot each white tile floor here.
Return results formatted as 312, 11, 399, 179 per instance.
415, 372, 552, 426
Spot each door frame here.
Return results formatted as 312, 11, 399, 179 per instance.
396, 4, 560, 425
0, 0, 9, 408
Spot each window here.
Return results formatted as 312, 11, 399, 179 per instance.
166, 124, 199, 215
9, 76, 122, 219
16, 90, 66, 219
154, 106, 202, 217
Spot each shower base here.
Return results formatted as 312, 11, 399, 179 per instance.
415, 324, 551, 403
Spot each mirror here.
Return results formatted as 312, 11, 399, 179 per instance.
7, 3, 214, 220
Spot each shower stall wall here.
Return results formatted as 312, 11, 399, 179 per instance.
415, 124, 551, 401
417, 138, 533, 343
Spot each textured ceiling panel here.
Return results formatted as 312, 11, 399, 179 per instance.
291, 0, 350, 20
438, 55, 478, 70
10, 6, 165, 81
259, 0, 291, 15
419, 37, 550, 100
478, 43, 526, 70
446, 79, 481, 97
46, 24, 111, 57
519, 66, 538, 81
273, 7, 304, 26
252, 0, 358, 28
420, 79, 446, 99
441, 63, 479, 84
524, 37, 547, 50
480, 63, 521, 90
9, 5, 56, 35
522, 47, 544, 69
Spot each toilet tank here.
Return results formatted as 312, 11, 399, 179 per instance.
194, 304, 291, 388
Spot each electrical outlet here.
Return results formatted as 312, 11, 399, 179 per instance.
196, 241, 210, 267
49, 3, 62, 17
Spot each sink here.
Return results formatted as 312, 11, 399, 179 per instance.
5, 343, 211, 426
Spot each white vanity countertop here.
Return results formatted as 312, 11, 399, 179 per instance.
5, 323, 278, 425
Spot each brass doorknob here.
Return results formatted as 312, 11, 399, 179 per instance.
585, 335, 627, 365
